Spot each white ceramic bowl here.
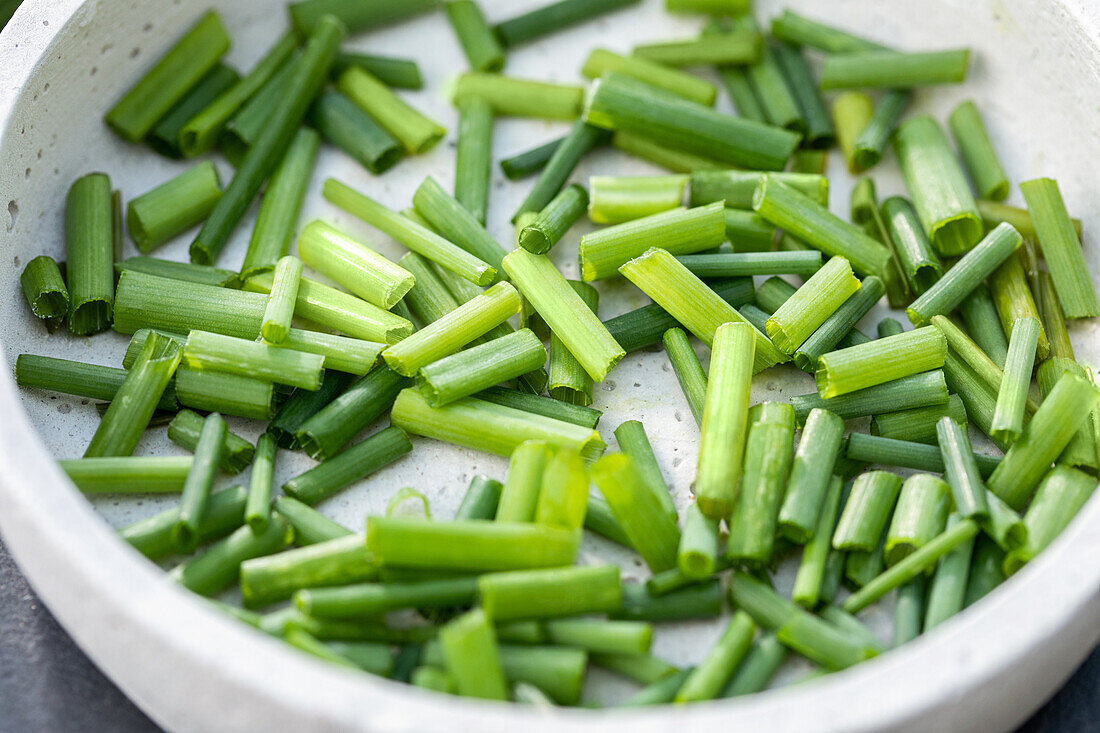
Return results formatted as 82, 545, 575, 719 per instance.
1, 0, 1098, 730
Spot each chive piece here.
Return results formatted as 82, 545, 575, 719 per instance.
280, 426, 412, 507
990, 252, 1050, 360
634, 30, 762, 68
547, 282, 597, 406
476, 386, 601, 429
425, 643, 588, 705
791, 475, 844, 608
886, 474, 951, 566
592, 651, 679, 686
367, 516, 580, 572
893, 576, 928, 645
721, 634, 786, 698
452, 72, 583, 120
662, 328, 707, 425
119, 485, 246, 560
980, 490, 1028, 554
235, 432, 275, 533
167, 409, 253, 474
310, 90, 403, 173
822, 49, 970, 90
585, 73, 801, 171
894, 115, 984, 256
779, 409, 844, 543
323, 179, 495, 286
171, 515, 293, 596
239, 128, 320, 280
420, 330, 547, 408
907, 223, 1023, 326
255, 256, 300, 345
174, 368, 276, 420
500, 137, 564, 180
753, 176, 890, 278
614, 420, 676, 520
611, 131, 725, 172
493, 0, 640, 47
1038, 272, 1074, 361
833, 471, 903, 552
832, 92, 874, 173
765, 257, 861, 354
454, 96, 493, 224
647, 555, 733, 596
298, 221, 413, 310
689, 170, 828, 210
1020, 177, 1099, 317
755, 275, 798, 313
182, 330, 323, 391
789, 274, 883, 371
579, 202, 725, 281
520, 185, 588, 255
964, 537, 1005, 606
614, 580, 723, 622
873, 392, 966, 445
400, 253, 460, 326
272, 329, 382, 376
297, 576, 479, 619
127, 162, 223, 254
1037, 358, 1098, 471
922, 514, 977, 629
694, 322, 755, 519
480, 566, 621, 621
191, 19, 343, 265
815, 326, 947, 398
581, 49, 716, 106
148, 64, 240, 158
678, 503, 720, 579
728, 420, 795, 565
1004, 466, 1097, 574
792, 371, 948, 424
848, 532, 889, 589
289, 0, 439, 35
114, 257, 235, 289
542, 619, 650, 656
721, 209, 779, 252
958, 285, 1009, 367
790, 150, 828, 176
65, 173, 115, 335
585, 495, 633, 547
245, 272, 413, 345
58, 456, 192, 495
104, 11, 229, 141
383, 282, 519, 376
769, 10, 885, 52
876, 319, 904, 339
445, 0, 505, 72
618, 249, 786, 372
503, 250, 624, 382
456, 476, 504, 520
591, 454, 681, 572
947, 100, 1009, 201
14, 353, 177, 413
701, 19, 764, 121
113, 271, 262, 339
988, 372, 1100, 509
881, 196, 943, 293
333, 53, 422, 90
990, 318, 1040, 443
941, 350, 1004, 447
336, 66, 445, 154
269, 372, 353, 450
173, 412, 228, 552
393, 389, 605, 460
85, 334, 181, 458
496, 441, 553, 523
847, 433, 999, 478
20, 256, 68, 332
773, 41, 834, 147
604, 277, 754, 354
977, 199, 1084, 241
273, 496, 353, 546
742, 36, 804, 133
672, 612, 754, 703
513, 120, 608, 222
219, 54, 298, 164
843, 517, 979, 614
413, 176, 508, 276
852, 90, 912, 170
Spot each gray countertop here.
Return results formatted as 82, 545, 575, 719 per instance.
1, 537, 1096, 733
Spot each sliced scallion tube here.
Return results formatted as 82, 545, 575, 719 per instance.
948, 100, 1009, 201
674, 612, 756, 703
456, 475, 504, 520
881, 196, 943, 293
793, 276, 885, 372
148, 64, 241, 159
513, 119, 608, 221
413, 176, 508, 277
173, 412, 228, 552
633, 30, 762, 68
1003, 465, 1097, 575
791, 475, 843, 608
727, 419, 795, 565
663, 327, 707, 425
832, 92, 874, 173
338, 66, 445, 154
454, 96, 493, 224
66, 173, 115, 335
309, 90, 403, 174
591, 453, 681, 572
493, 0, 641, 48
580, 48, 716, 106
127, 162, 223, 254
283, 426, 413, 506
689, 170, 828, 210
452, 72, 585, 120
479, 565, 621, 621
815, 325, 947, 398
119, 485, 246, 560
821, 49, 970, 89
418, 329, 547, 407
19, 256, 68, 332
990, 317, 1040, 443
548, 282, 597, 406
988, 252, 1050, 360
778, 408, 844, 543
446, 0, 505, 72
765, 256, 861, 354
183, 330, 324, 391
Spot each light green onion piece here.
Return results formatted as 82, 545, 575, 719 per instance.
259, 256, 301, 344
662, 327, 707, 425
591, 453, 681, 572
548, 281, 598, 406
519, 184, 588, 255
183, 330, 324, 391
689, 170, 828, 210
990, 317, 1040, 443
947, 100, 1009, 201
587, 175, 686, 225
337, 66, 445, 153
778, 408, 844, 543
439, 609, 509, 700
20, 256, 68, 332
1004, 466, 1097, 574
815, 325, 947, 398
633, 30, 762, 67
479, 565, 621, 621
832, 92, 874, 173
452, 72, 584, 120
297, 220, 414, 309
418, 329, 547, 407
820, 49, 971, 89
580, 48, 716, 106
765, 256, 861, 354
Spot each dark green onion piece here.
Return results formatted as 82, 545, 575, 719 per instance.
119, 485, 246, 560
613, 580, 722, 622
721, 634, 786, 697
116, 257, 236, 289
948, 100, 1009, 201
832, 471, 903, 552
959, 284, 1009, 367
66, 172, 115, 335
779, 408, 844, 544
105, 11, 230, 142
446, 0, 505, 72
881, 196, 943, 293
513, 119, 608, 221
456, 475, 504, 520
167, 409, 253, 474
297, 576, 479, 619
500, 136, 563, 180
174, 368, 276, 420
769, 10, 886, 53
964, 537, 1005, 607
662, 327, 706, 425
219, 51, 298, 165
334, 52, 423, 90
267, 371, 353, 449
414, 175, 508, 276
475, 386, 601, 429
492, 0, 641, 48
519, 184, 588, 255
702, 18, 764, 121
244, 433, 277, 533
675, 612, 756, 703
148, 64, 240, 158
820, 49, 971, 89
791, 475, 843, 608
633, 30, 762, 68
283, 426, 413, 506
791, 371, 948, 425
58, 456, 191, 495
853, 90, 912, 171
873, 393, 967, 445
678, 503, 719, 580
886, 474, 951, 567
309, 90, 403, 174
289, 0, 440, 35
13, 354, 180, 411
1036, 358, 1098, 471
171, 516, 293, 596
728, 420, 795, 565
423, 641, 587, 705
19, 256, 68, 332
173, 412, 227, 552
614, 420, 676, 521
923, 514, 976, 630
847, 433, 999, 478
1004, 465, 1097, 574
773, 41, 834, 147
894, 577, 926, 645
1038, 272, 1075, 361
454, 96, 493, 224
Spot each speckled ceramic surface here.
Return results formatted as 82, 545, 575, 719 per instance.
0, 0, 1098, 730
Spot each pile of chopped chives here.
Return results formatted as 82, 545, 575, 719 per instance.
12, 0, 1100, 711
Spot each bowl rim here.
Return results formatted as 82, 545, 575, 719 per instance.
0, 1, 1098, 731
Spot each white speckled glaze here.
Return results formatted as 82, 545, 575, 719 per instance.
0, 0, 1097, 730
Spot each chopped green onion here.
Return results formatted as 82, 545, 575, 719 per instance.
721, 634, 786, 697
846, 433, 999, 478
873, 392, 966, 445
792, 371, 948, 424
19, 256, 68, 332
769, 10, 886, 53
293, 367, 406, 460
957, 285, 1009, 367
923, 513, 976, 629
543, 619, 650, 656
662, 327, 707, 425
240, 127, 321, 280
678, 503, 720, 579
173, 412, 227, 552
728, 419, 795, 565
165, 409, 252, 474
500, 136, 564, 180
438, 608, 509, 700
881, 195, 943, 295
779, 408, 844, 543
183, 330, 323, 390
977, 199, 1083, 241
832, 471, 903, 552
690, 170, 827, 210
675, 612, 755, 703
14, 352, 179, 412
241, 432, 277, 533
548, 282, 597, 405
886, 473, 951, 566
1036, 358, 1098, 471
58, 456, 192, 495
454, 96, 493, 224
480, 565, 621, 621
948, 100, 1009, 201
496, 441, 553, 523
446, 0, 505, 72
114, 271, 265, 339
906, 223, 1022, 326
584, 73, 801, 171
128, 162, 222, 254
66, 173, 115, 335
1038, 272, 1075, 360
219, 53, 298, 165
171, 516, 293, 596
791, 475, 843, 608
297, 576, 478, 619
581, 49, 716, 106
591, 453, 681, 572
298, 220, 414, 309
894, 577, 927, 644
309, 90, 403, 174
853, 90, 913, 170
1004, 465, 1097, 574
148, 64, 241, 158
333, 52, 423, 90
792, 275, 884, 371
274, 496, 353, 545
493, 0, 641, 47
990, 317, 1040, 443
587, 175, 686, 225
413, 176, 508, 277
452, 72, 584, 120
119, 485, 246, 560
105, 11, 230, 142
283, 426, 413, 506
633, 30, 762, 68
964, 538, 1005, 606
476, 386, 601, 429
289, 0, 439, 35
268, 372, 354, 450
419, 329, 546, 407
115, 257, 237, 289
257, 256, 300, 344
190, 18, 343, 265
894, 115, 983, 256
611, 131, 725, 172
614, 580, 723, 622
614, 420, 676, 521
988, 252, 1050, 360
338, 66, 445, 154
821, 49, 970, 89
174, 367, 276, 420
773, 41, 834, 147
515, 185, 588, 258
513, 120, 608, 221
815, 325, 947, 398
832, 92, 874, 173
766, 256, 861, 354
456, 475, 504, 520
694, 322, 755, 518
